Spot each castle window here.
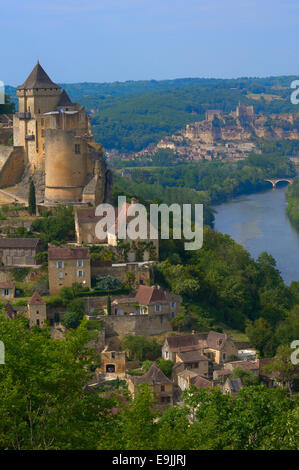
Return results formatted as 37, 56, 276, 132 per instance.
75, 144, 81, 154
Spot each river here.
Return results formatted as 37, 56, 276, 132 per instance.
213, 182, 299, 285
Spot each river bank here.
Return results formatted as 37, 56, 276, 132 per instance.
213, 183, 299, 285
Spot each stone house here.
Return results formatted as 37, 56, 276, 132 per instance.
48, 246, 91, 295
0, 238, 42, 266
99, 347, 127, 375
172, 350, 210, 383
162, 333, 200, 362
223, 377, 243, 395
200, 331, 238, 364
110, 285, 181, 317
127, 363, 174, 409
27, 291, 47, 327
0, 282, 15, 299
225, 360, 259, 375
178, 371, 214, 392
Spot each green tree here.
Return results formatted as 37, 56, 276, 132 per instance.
156, 358, 173, 378
231, 366, 259, 386
0, 314, 113, 449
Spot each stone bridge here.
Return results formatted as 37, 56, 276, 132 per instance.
264, 178, 294, 188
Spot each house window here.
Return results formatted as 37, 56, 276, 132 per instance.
154, 304, 162, 312
165, 351, 169, 359
223, 353, 226, 361
161, 385, 165, 392
36, 310, 39, 315
75, 144, 81, 154
77, 270, 84, 277
171, 312, 175, 318
4, 289, 9, 296
171, 302, 176, 308
36, 319, 40, 326
58, 272, 63, 279
77, 260, 83, 267
56, 261, 64, 269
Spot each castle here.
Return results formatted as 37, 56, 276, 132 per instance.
0, 61, 112, 205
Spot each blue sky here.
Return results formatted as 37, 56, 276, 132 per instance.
1, 0, 298, 85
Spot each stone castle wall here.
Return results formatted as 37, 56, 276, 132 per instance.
0, 146, 25, 188
44, 129, 87, 202
102, 313, 173, 338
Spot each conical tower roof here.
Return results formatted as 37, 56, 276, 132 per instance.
17, 61, 60, 90
57, 89, 73, 107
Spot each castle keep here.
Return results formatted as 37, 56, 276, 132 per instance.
0, 61, 112, 205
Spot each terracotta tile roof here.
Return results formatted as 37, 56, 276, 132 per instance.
206, 331, 229, 351
28, 291, 45, 305
192, 376, 213, 390
48, 246, 90, 260
17, 61, 60, 90
166, 334, 199, 352
213, 369, 232, 380
134, 363, 173, 386
136, 285, 166, 305
0, 238, 40, 248
0, 282, 14, 289
177, 350, 209, 363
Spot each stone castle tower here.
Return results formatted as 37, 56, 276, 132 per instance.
9, 61, 112, 204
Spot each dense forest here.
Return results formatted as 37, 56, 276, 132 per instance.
115, 153, 296, 206
7, 75, 298, 152
286, 178, 299, 231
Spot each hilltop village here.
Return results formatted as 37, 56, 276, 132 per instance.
107, 103, 299, 164
0, 64, 291, 412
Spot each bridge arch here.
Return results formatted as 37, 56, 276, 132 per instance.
264, 178, 293, 188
